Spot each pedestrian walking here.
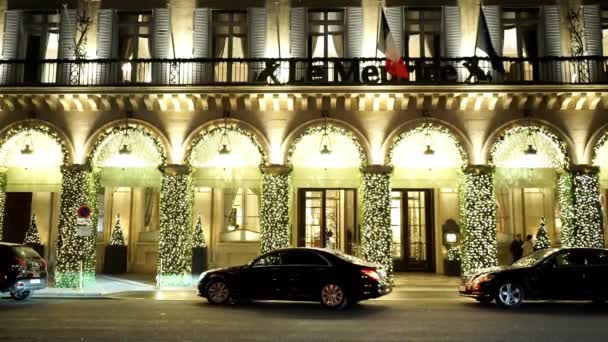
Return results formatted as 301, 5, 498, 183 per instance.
522, 234, 534, 257
510, 234, 523, 262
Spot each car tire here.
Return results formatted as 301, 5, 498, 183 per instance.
320, 283, 349, 310
205, 279, 231, 305
495, 282, 524, 308
10, 290, 32, 301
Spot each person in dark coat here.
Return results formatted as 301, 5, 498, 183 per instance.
510, 234, 524, 262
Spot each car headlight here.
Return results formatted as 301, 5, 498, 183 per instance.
470, 273, 495, 290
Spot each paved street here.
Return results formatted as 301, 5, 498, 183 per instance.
2, 288, 608, 342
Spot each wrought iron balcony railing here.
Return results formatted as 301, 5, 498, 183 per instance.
0, 56, 606, 87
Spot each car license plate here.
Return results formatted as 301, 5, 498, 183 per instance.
30, 279, 41, 284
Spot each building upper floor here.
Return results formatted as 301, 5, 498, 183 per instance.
0, 0, 607, 87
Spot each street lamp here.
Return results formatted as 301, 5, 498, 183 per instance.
218, 112, 231, 155
20, 132, 34, 155
319, 111, 332, 155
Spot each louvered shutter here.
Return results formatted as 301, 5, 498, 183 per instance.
583, 4, 602, 82
290, 7, 306, 81
443, 6, 462, 81
542, 5, 562, 82
346, 6, 363, 58
482, 5, 502, 55
0, 10, 22, 85
57, 9, 77, 84
152, 8, 171, 84
192, 8, 210, 84
385, 7, 403, 57
248, 7, 266, 81
96, 9, 115, 84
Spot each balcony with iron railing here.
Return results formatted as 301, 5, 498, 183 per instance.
0, 56, 607, 87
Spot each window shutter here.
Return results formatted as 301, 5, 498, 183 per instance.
192, 8, 210, 84
248, 7, 266, 59
96, 9, 115, 84
57, 9, 77, 84
152, 8, 171, 84
346, 6, 363, 58
583, 4, 602, 82
384, 7, 403, 57
482, 5, 502, 55
443, 6, 462, 81
289, 7, 306, 58
542, 5, 562, 82
0, 10, 22, 85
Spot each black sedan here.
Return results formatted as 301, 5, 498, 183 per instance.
460, 247, 608, 308
197, 247, 391, 309
0, 243, 47, 300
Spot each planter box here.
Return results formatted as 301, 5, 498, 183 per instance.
103, 245, 128, 274
192, 247, 208, 275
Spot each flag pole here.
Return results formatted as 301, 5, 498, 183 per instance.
375, 0, 382, 58
474, 1, 482, 55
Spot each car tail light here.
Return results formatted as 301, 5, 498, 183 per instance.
14, 258, 26, 269
361, 268, 381, 281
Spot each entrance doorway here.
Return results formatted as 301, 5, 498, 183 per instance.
297, 189, 358, 255
391, 189, 435, 272
2, 192, 33, 243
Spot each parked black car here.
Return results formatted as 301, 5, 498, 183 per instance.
197, 247, 391, 309
460, 247, 608, 308
0, 242, 47, 300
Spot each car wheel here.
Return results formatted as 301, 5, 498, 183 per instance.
10, 290, 32, 301
495, 282, 524, 308
205, 279, 231, 305
320, 283, 349, 310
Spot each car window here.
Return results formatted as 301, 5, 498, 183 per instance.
554, 251, 588, 266
281, 251, 329, 266
589, 251, 608, 266
252, 252, 281, 266
11, 246, 41, 259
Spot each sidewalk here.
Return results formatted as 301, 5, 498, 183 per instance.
30, 273, 460, 300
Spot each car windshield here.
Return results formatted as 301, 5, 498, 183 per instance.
12, 246, 41, 259
512, 249, 556, 267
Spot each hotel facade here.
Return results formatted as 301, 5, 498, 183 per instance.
0, 0, 607, 286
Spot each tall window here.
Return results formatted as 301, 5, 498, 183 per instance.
222, 188, 260, 242
212, 10, 248, 82
116, 12, 151, 83
22, 12, 60, 83
403, 8, 442, 59
601, 9, 608, 56
307, 9, 345, 58
502, 8, 540, 81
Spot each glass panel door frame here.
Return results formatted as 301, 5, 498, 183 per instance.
297, 188, 358, 255
392, 188, 435, 272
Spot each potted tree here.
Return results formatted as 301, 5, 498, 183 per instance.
103, 214, 128, 274
24, 213, 44, 257
192, 213, 208, 275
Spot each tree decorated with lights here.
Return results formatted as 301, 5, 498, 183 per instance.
0, 171, 6, 241
109, 214, 126, 246
24, 213, 42, 245
361, 167, 393, 280
534, 217, 551, 250
569, 166, 604, 248
459, 166, 498, 275
192, 213, 206, 248
260, 167, 291, 254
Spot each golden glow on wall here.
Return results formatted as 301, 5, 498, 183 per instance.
391, 130, 464, 169
493, 130, 565, 169
0, 131, 63, 168
189, 131, 262, 168
291, 132, 360, 168
93, 129, 163, 168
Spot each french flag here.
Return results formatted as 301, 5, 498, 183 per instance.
377, 9, 409, 80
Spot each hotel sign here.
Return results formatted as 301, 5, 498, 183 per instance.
255, 59, 462, 85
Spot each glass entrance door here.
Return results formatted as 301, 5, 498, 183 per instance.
298, 189, 358, 255
391, 189, 435, 272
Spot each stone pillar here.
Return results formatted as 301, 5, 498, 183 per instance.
560, 165, 604, 248
361, 165, 393, 280
0, 168, 6, 241
55, 164, 98, 288
158, 164, 193, 287
259, 165, 291, 254
460, 165, 497, 274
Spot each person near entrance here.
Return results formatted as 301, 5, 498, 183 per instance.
522, 234, 534, 257
510, 234, 523, 262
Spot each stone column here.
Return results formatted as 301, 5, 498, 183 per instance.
0, 168, 6, 241
361, 165, 393, 280
259, 165, 291, 254
460, 165, 498, 274
560, 165, 604, 248
55, 164, 98, 288
158, 164, 193, 287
